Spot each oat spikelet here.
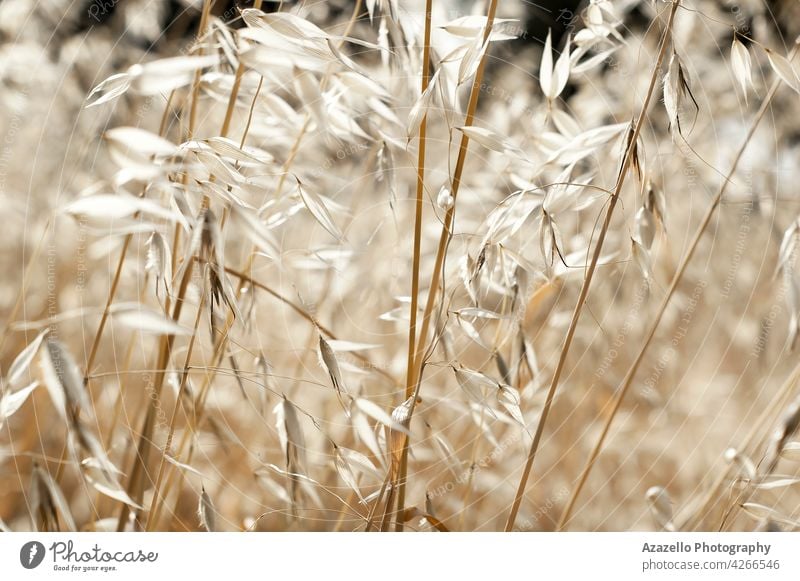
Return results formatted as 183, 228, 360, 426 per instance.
763, 395, 800, 474
645, 486, 675, 532
199, 486, 217, 532
388, 395, 414, 482
39, 337, 88, 420
318, 334, 349, 411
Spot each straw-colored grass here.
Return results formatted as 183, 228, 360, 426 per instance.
2, 0, 800, 532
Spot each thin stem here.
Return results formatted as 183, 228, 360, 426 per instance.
84, 235, 132, 383
682, 363, 800, 530
219, 0, 264, 138
385, 0, 500, 530
150, 113, 315, 526
152, 0, 378, 528
396, 0, 433, 533
556, 33, 800, 532
93, 273, 152, 515
504, 0, 681, 532
187, 0, 214, 139
147, 52, 267, 529
83, 87, 176, 385
715, 372, 800, 531
117, 249, 197, 530
145, 268, 208, 531
54, 91, 178, 489
118, 0, 215, 529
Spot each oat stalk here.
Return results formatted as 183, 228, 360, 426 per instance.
504, 0, 681, 532
386, 0, 500, 530
556, 34, 800, 532
396, 0, 433, 533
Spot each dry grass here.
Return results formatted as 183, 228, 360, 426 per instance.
2, 0, 800, 532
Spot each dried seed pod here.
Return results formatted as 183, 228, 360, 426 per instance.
0, 381, 39, 428
539, 212, 563, 273
406, 69, 440, 139
631, 237, 653, 283
40, 338, 88, 421
643, 180, 666, 230
145, 231, 173, 298
198, 486, 217, 532
497, 384, 525, 426
6, 329, 48, 387
376, 141, 396, 208
777, 218, 800, 277
634, 206, 656, 249
31, 462, 76, 532
663, 51, 698, 137
296, 178, 344, 242
333, 443, 365, 503
318, 334, 349, 412
436, 184, 454, 211
255, 353, 274, 415
766, 48, 800, 95
645, 486, 675, 531
452, 366, 494, 406
621, 122, 643, 184
388, 395, 414, 481
723, 447, 756, 481
763, 395, 800, 474
540, 30, 571, 101
731, 36, 753, 102
274, 396, 307, 475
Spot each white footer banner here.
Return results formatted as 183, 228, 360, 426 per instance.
0, 533, 798, 580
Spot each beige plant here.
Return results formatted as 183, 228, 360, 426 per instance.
1, 0, 800, 532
